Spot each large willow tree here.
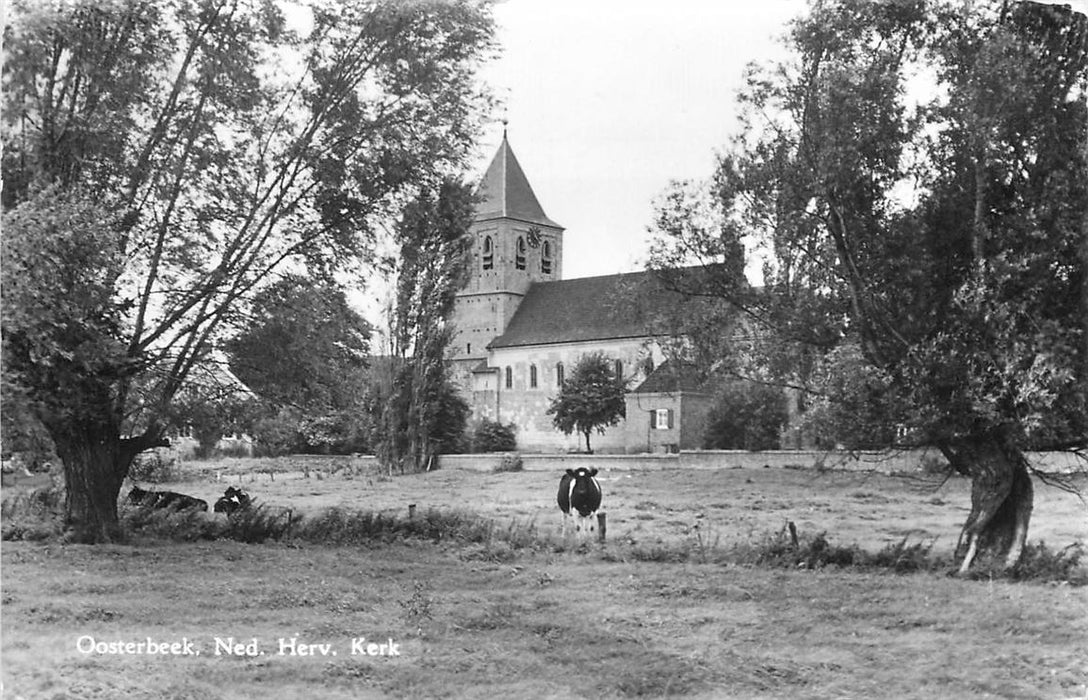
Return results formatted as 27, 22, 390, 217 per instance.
648, 0, 1087, 571
1, 0, 496, 542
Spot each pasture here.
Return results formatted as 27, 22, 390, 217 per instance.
2, 459, 1087, 699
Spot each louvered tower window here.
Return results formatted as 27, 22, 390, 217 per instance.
541, 240, 553, 274
515, 236, 527, 270
482, 236, 494, 270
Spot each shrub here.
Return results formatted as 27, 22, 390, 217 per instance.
472, 419, 518, 452
702, 380, 787, 450
493, 453, 523, 473
1005, 542, 1086, 584
866, 538, 943, 573
220, 503, 300, 543
121, 502, 221, 542
129, 448, 182, 483
1, 487, 65, 541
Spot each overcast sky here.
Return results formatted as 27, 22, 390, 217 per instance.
471, 1, 804, 281
469, 0, 1088, 282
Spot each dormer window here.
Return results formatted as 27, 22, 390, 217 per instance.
541, 240, 553, 274
482, 236, 494, 270
516, 236, 527, 270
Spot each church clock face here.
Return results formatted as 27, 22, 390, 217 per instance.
526, 226, 542, 248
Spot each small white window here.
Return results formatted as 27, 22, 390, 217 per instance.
653, 408, 673, 430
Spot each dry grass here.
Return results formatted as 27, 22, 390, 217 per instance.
2, 459, 1087, 699
135, 458, 1087, 558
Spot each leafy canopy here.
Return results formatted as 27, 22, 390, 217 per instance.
648, 0, 1087, 452
547, 353, 628, 452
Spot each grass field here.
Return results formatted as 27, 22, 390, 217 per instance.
2, 459, 1087, 699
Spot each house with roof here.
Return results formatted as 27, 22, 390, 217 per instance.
449, 134, 717, 453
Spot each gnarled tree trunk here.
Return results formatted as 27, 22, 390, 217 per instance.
44, 415, 162, 544
942, 429, 1034, 573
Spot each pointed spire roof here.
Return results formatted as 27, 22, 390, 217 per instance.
474, 132, 562, 228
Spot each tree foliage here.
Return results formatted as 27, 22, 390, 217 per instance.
223, 274, 372, 454
702, 381, 788, 451
376, 181, 476, 472
471, 419, 518, 453
647, 0, 1087, 570
1, 0, 496, 541
547, 352, 628, 453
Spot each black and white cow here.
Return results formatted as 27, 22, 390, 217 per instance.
213, 486, 252, 515
557, 467, 602, 539
127, 485, 209, 512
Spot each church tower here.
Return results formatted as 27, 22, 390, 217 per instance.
450, 133, 564, 376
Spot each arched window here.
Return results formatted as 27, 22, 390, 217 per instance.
530, 364, 538, 388
541, 240, 553, 274
615, 359, 623, 380
482, 236, 494, 270
556, 362, 564, 387
505, 366, 513, 389
515, 236, 527, 270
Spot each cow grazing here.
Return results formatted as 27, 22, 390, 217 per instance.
557, 467, 602, 539
214, 486, 252, 515
126, 485, 208, 512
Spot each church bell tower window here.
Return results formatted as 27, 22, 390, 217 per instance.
515, 236, 527, 270
482, 236, 493, 270
541, 240, 553, 274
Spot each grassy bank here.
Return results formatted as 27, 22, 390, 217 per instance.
3, 540, 1087, 699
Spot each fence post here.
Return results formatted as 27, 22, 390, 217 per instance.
408, 504, 416, 520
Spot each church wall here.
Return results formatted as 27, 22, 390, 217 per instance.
484, 338, 664, 453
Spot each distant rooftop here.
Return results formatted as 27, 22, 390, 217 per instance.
631, 360, 708, 394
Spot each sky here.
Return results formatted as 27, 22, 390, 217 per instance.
469, 0, 1088, 282
471, 1, 805, 281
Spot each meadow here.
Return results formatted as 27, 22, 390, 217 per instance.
2, 458, 1086, 699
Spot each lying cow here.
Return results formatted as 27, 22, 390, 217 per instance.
213, 486, 252, 515
557, 467, 602, 539
126, 485, 208, 512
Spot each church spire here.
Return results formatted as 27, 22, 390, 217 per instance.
474, 132, 561, 229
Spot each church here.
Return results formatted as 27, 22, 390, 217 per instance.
449, 134, 716, 453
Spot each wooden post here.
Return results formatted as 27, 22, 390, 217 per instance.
597, 512, 606, 543
408, 504, 416, 520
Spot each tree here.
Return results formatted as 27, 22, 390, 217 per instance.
471, 419, 518, 452
225, 274, 372, 453
377, 181, 475, 472
547, 353, 629, 453
1, 0, 496, 541
167, 383, 257, 458
702, 381, 787, 451
648, 0, 1087, 571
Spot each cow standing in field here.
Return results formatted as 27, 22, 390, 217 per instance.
126, 486, 208, 512
557, 468, 602, 540
214, 487, 252, 515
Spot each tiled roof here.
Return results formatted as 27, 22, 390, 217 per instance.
631, 360, 707, 394
488, 270, 680, 348
474, 135, 562, 228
